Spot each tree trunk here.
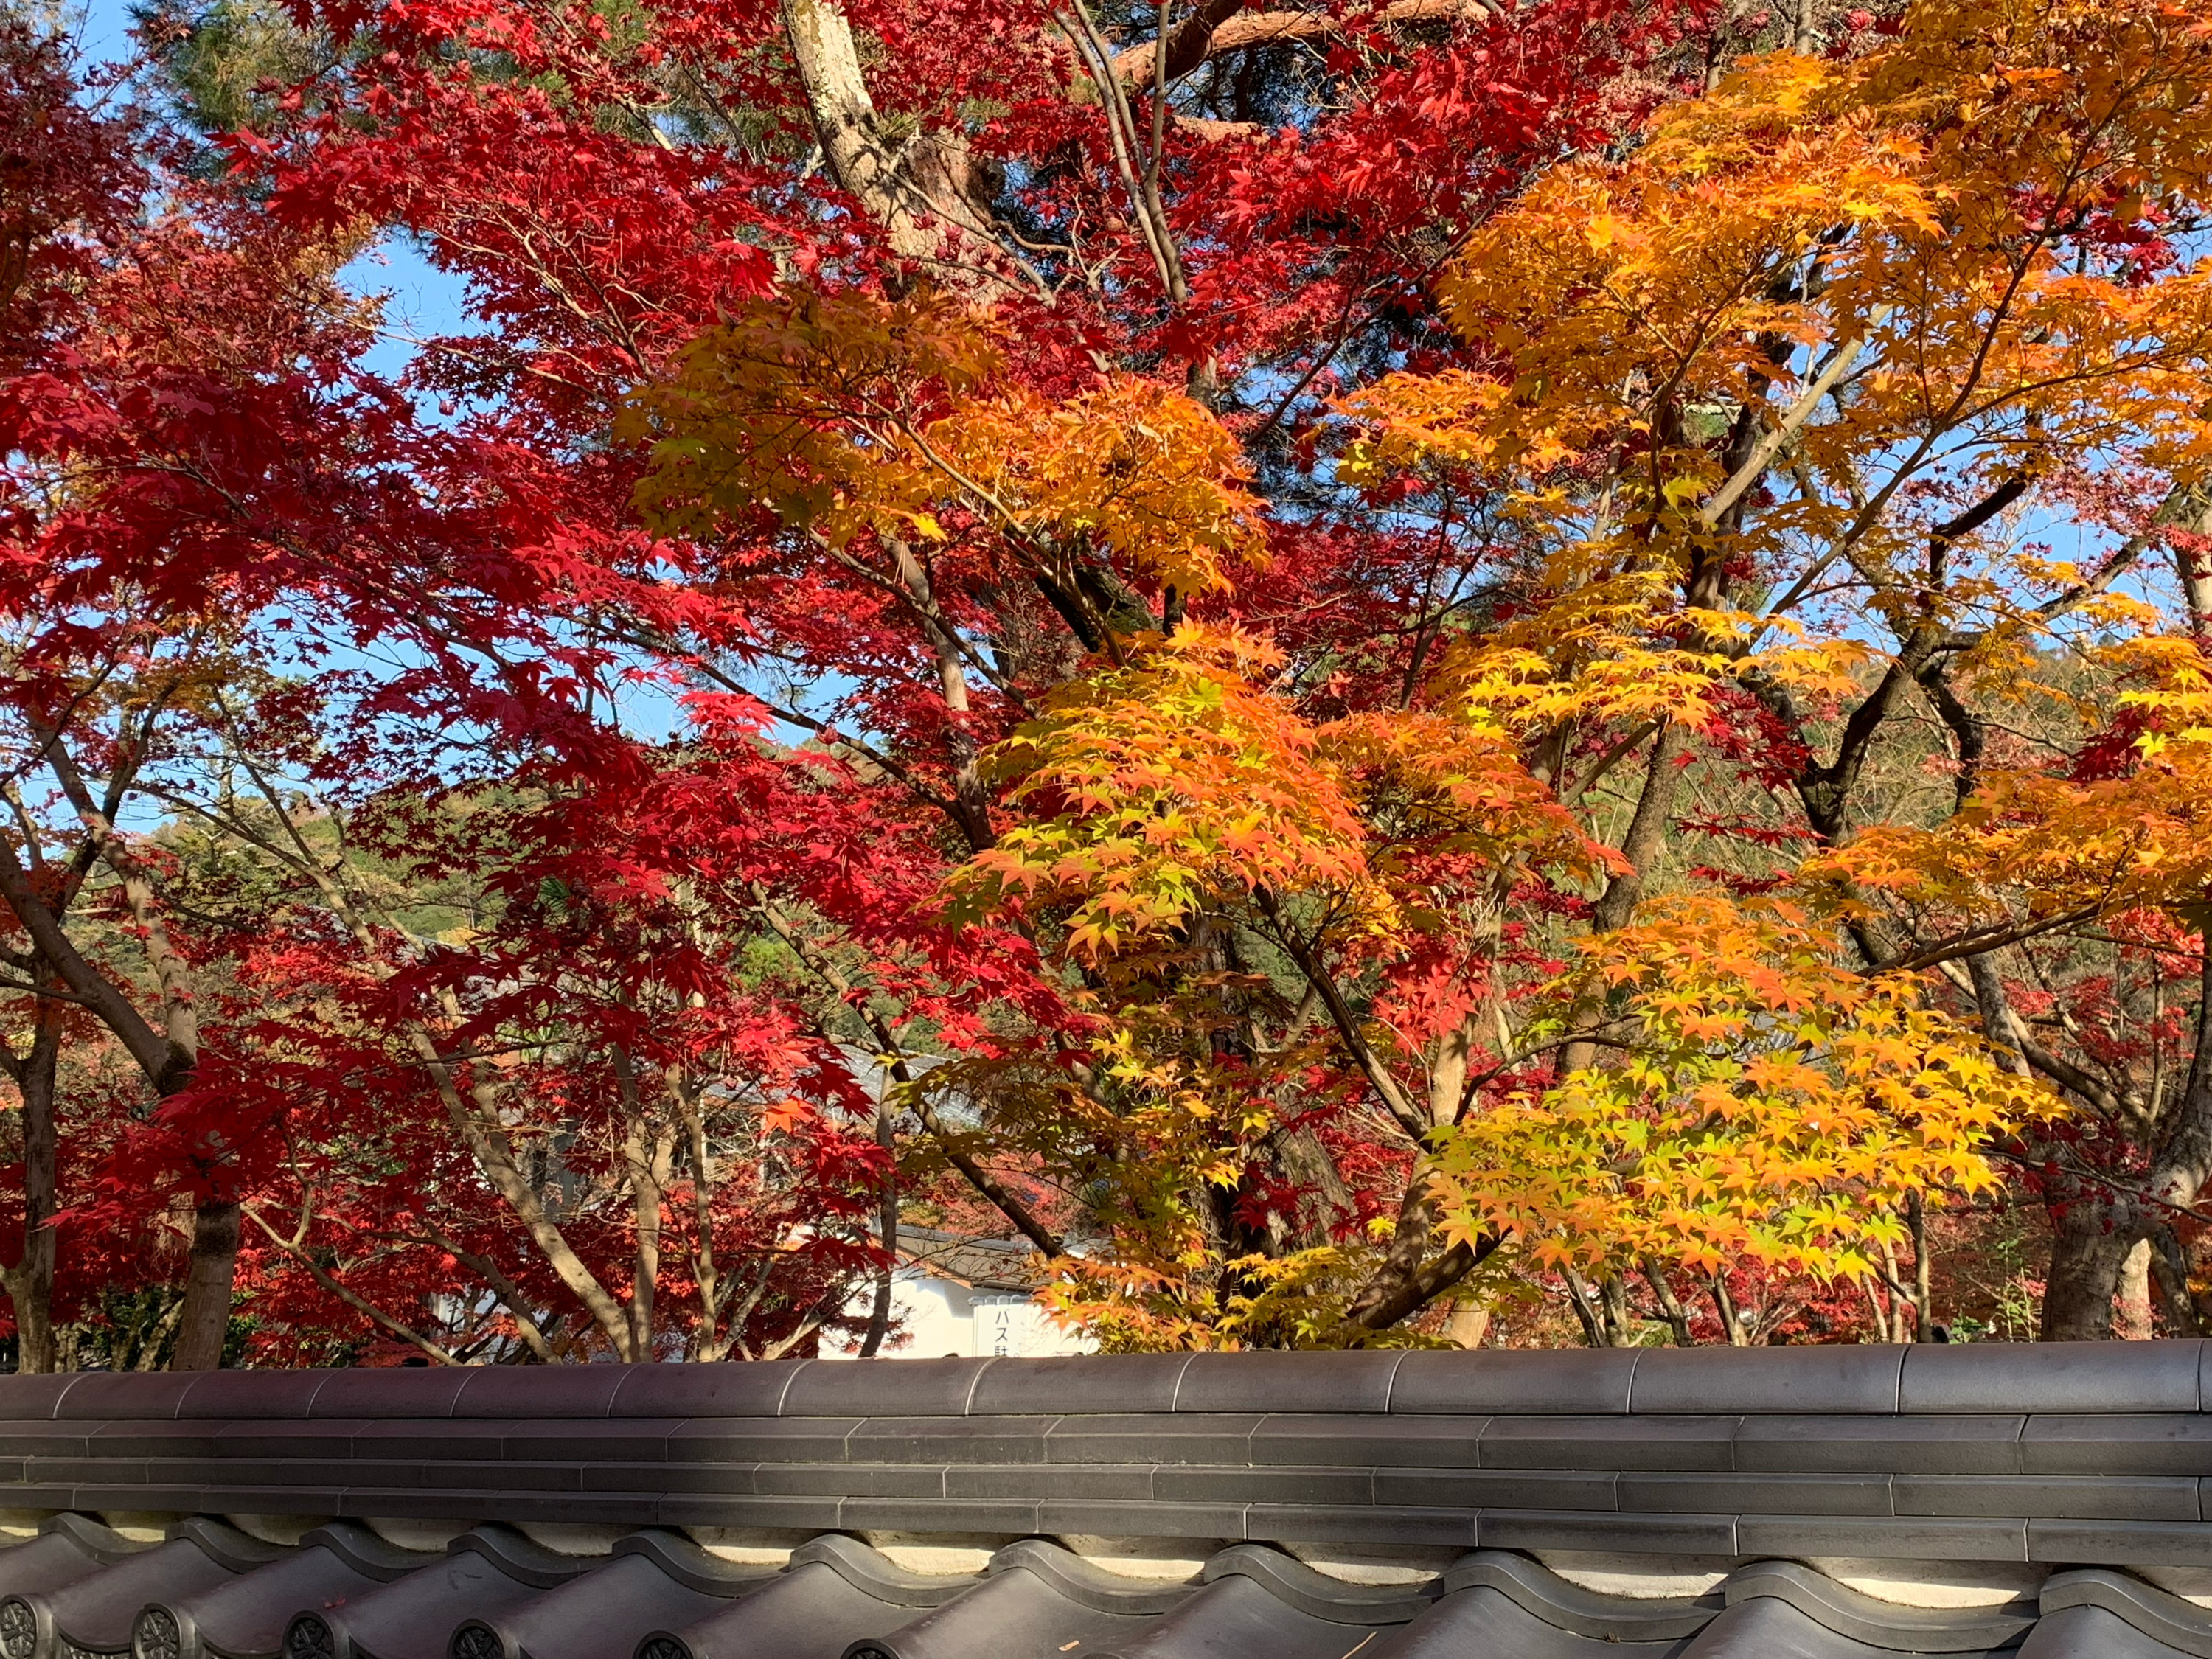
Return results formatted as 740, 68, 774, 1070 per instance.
2041, 1206, 2132, 1340
0, 775, 229, 1370
1442, 1305, 1490, 1348
2161, 483, 2212, 630
1907, 1190, 1934, 1343
1642, 1260, 1696, 1346
2033, 918, 2212, 1343
1560, 724, 1689, 1072
1339, 1158, 1496, 1334
2041, 936, 2212, 1342
1708, 1273, 1751, 1345
2117, 1237, 2156, 1340
858, 1090, 897, 1359
171, 1200, 241, 1370
1563, 1268, 1607, 1346
2151, 1230, 2210, 1335
1600, 1273, 1637, 1346
1565, 1267, 1639, 1346
779, 0, 998, 274
2, 1013, 60, 1373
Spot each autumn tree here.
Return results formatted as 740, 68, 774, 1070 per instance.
74, 0, 2212, 1355
150, 764, 898, 1364
611, 0, 2112, 1343
0, 21, 276, 1368
1, 15, 900, 1366
1340, 0, 2212, 1338
153, 0, 1749, 1348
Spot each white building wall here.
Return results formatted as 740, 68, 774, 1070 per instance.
818, 1266, 1094, 1359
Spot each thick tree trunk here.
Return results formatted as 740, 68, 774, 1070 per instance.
2151, 1231, 2209, 1335
2031, 866, 2212, 1341
1600, 1273, 1638, 1346
2161, 483, 2212, 630
1642, 1260, 1696, 1346
171, 1199, 241, 1370
2043, 937, 2212, 1341
1342, 1161, 1449, 1329
779, 0, 998, 274
2041, 1206, 2132, 1340
1442, 1305, 1490, 1347
1709, 1273, 1751, 1345
1565, 1267, 1641, 1346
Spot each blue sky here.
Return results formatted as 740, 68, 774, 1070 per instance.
342, 237, 476, 382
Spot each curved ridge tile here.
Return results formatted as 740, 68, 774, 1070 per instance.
0, 1375, 81, 1421
779, 1359, 992, 1420
2039, 1568, 2212, 1658
1630, 1347, 1905, 1416
987, 1543, 1191, 1615
1199, 1546, 1436, 1624
1390, 1349, 1639, 1416
443, 1531, 589, 1594
2, 1539, 237, 1659
280, 1543, 557, 1659
838, 1561, 1156, 1659
1720, 1561, 2036, 1652
1088, 1574, 1409, 1659
298, 1528, 439, 1587
787, 1538, 973, 1610
0, 1533, 107, 1601
970, 1355, 1191, 1417
1368, 1585, 1695, 1659
139, 1542, 387, 1659
171, 1521, 291, 1574
2017, 1603, 2202, 1658
631, 1554, 962, 1659
1174, 1354, 1402, 1416
1682, 1596, 2016, 1659
1441, 1549, 1721, 1640
1901, 1341, 2204, 1416
447, 1550, 727, 1659
41, 1517, 142, 1568
611, 1533, 773, 1600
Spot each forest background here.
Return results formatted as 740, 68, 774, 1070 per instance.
1, 0, 2208, 1370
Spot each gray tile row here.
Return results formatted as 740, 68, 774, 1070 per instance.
21, 1515, 2212, 1659
24, 1461, 2212, 1517
1, 1341, 2206, 1422
13, 1409, 2212, 1475
32, 1487, 2212, 1567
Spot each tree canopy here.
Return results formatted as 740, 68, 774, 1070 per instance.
1, 0, 2209, 1364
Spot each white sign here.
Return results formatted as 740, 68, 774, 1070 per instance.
971, 1295, 1057, 1357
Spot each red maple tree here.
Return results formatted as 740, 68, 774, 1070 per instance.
20, 0, 2120, 1363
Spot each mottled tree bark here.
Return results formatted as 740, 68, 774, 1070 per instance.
172, 1200, 240, 1371
1, 1009, 61, 1372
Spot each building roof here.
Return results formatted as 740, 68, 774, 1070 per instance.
883, 1225, 1044, 1293
1, 1344, 2211, 1659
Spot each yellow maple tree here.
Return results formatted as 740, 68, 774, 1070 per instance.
1307, 0, 2212, 1338
1435, 896, 2046, 1284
